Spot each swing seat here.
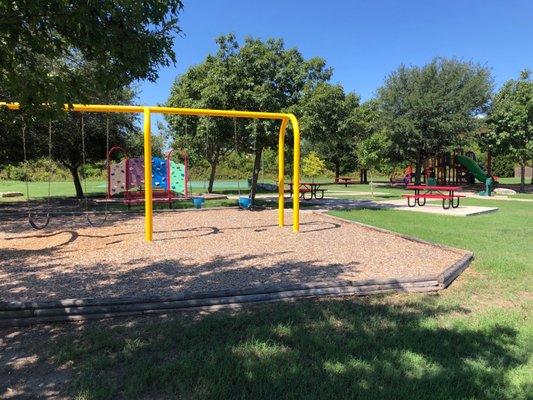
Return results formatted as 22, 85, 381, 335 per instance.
238, 196, 252, 209
28, 212, 51, 229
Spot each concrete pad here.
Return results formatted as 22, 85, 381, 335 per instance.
327, 191, 391, 196
375, 199, 498, 216
465, 194, 533, 202
257, 196, 498, 216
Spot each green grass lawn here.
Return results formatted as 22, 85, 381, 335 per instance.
497, 176, 533, 185
32, 198, 532, 400
0, 180, 106, 200
0, 179, 251, 200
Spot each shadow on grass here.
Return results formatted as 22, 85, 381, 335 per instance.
1, 296, 527, 399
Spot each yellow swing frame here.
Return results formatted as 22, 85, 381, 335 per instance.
1, 103, 301, 241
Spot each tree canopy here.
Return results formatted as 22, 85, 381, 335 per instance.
487, 70, 533, 190
0, 0, 183, 106
298, 83, 361, 178
302, 151, 326, 181
20, 86, 137, 197
377, 58, 492, 182
166, 41, 240, 192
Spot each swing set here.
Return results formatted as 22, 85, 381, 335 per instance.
2, 103, 302, 241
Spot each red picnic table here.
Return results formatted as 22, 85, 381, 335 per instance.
286, 182, 327, 200
403, 185, 465, 209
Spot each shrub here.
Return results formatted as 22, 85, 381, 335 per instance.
1, 163, 30, 181
80, 162, 106, 180
0, 159, 104, 182
302, 151, 326, 181
491, 154, 515, 177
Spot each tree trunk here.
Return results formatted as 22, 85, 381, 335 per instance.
249, 147, 263, 203
334, 161, 340, 181
69, 166, 84, 198
414, 153, 423, 185
520, 162, 525, 193
369, 169, 374, 198
486, 149, 492, 176
360, 169, 368, 184
207, 151, 220, 194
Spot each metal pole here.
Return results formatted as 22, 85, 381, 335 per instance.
143, 108, 153, 242
278, 119, 288, 227
289, 115, 300, 232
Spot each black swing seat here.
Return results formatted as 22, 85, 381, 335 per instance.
28, 212, 51, 229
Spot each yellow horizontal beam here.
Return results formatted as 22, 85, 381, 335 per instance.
0, 102, 291, 120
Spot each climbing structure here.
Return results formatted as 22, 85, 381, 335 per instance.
423, 149, 482, 185
107, 147, 189, 205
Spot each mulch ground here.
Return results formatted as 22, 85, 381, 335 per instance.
0, 208, 467, 303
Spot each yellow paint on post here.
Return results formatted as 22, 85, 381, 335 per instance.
278, 118, 288, 227
289, 115, 300, 232
143, 108, 153, 242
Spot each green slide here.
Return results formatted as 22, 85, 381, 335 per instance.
455, 154, 493, 196
455, 155, 489, 183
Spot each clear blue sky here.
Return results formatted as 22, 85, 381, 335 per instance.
139, 0, 532, 111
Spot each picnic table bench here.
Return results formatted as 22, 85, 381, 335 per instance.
403, 185, 465, 209
335, 177, 357, 187
286, 182, 328, 200
123, 189, 189, 209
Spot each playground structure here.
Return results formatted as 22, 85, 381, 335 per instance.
1, 102, 303, 241
107, 147, 190, 208
424, 149, 494, 189
391, 149, 495, 195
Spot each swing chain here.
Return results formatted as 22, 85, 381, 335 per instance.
82, 114, 110, 226
22, 117, 52, 229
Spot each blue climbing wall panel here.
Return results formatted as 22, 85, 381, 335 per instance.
151, 157, 168, 190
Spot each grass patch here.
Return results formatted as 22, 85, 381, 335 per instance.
49, 296, 532, 400
42, 197, 533, 399
330, 198, 532, 289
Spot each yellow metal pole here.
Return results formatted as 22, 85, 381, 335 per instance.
278, 118, 288, 227
289, 114, 300, 232
143, 108, 153, 242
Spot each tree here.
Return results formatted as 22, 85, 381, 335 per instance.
356, 131, 390, 197
12, 84, 137, 197
229, 36, 332, 201
298, 83, 360, 179
167, 34, 332, 199
166, 40, 239, 192
302, 151, 326, 182
377, 58, 493, 184
0, 1, 183, 107
487, 70, 532, 191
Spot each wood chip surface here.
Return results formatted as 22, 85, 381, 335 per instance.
0, 209, 467, 302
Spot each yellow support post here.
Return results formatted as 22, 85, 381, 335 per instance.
289, 114, 300, 232
143, 108, 153, 242
278, 118, 288, 227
